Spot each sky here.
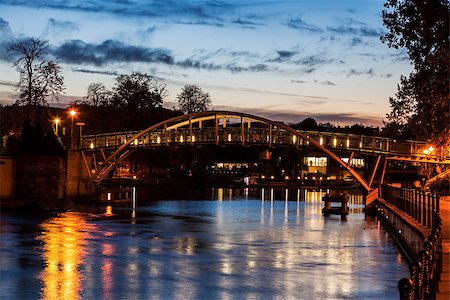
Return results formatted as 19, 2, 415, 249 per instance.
0, 0, 411, 126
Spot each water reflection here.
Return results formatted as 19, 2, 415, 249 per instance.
38, 213, 95, 300
0, 188, 407, 299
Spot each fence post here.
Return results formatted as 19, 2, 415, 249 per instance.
427, 194, 432, 229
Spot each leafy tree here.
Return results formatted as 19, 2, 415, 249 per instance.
177, 84, 211, 114
381, 0, 449, 145
9, 38, 64, 107
83, 82, 110, 107
110, 72, 166, 111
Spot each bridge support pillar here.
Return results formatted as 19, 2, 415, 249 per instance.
66, 150, 95, 201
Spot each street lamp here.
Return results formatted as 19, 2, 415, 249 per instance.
69, 108, 77, 147
53, 117, 60, 137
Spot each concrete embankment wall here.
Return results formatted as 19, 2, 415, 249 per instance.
66, 150, 96, 201
376, 198, 428, 262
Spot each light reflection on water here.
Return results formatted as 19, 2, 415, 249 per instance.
0, 188, 407, 299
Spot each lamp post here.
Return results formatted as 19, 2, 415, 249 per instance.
69, 108, 77, 148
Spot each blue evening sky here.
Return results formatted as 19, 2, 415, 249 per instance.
0, 0, 411, 125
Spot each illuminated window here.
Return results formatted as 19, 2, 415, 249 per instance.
342, 158, 365, 167
304, 157, 327, 167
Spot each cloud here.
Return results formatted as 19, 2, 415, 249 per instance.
1, 0, 234, 20
350, 37, 363, 46
347, 68, 375, 77
48, 18, 78, 31
171, 20, 225, 27
71, 68, 119, 76
0, 80, 18, 87
0, 17, 14, 60
285, 17, 322, 32
232, 18, 264, 28
176, 59, 272, 73
295, 55, 331, 67
212, 105, 382, 126
327, 24, 384, 37
314, 80, 336, 86
51, 39, 174, 66
380, 73, 393, 78
291, 79, 307, 84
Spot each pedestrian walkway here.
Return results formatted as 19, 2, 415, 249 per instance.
437, 196, 450, 299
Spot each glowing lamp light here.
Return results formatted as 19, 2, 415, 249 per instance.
261, 175, 265, 179
192, 135, 196, 142
90, 142, 94, 149
423, 146, 435, 155
285, 176, 289, 180
227, 134, 232, 142
54, 117, 60, 125
134, 139, 138, 146
333, 137, 337, 147
319, 137, 323, 145
107, 193, 111, 201
346, 139, 350, 148
157, 136, 161, 144
69, 109, 77, 117
180, 135, 184, 143
292, 135, 297, 144
270, 175, 275, 180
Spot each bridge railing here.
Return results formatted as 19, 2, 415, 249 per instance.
380, 185, 443, 299
77, 126, 430, 158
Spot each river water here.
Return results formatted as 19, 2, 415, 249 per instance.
0, 188, 409, 299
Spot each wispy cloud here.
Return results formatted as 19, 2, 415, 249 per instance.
51, 39, 274, 73
285, 17, 322, 32
71, 68, 119, 76
51, 39, 174, 66
212, 105, 382, 126
232, 18, 264, 28
47, 18, 78, 31
314, 79, 336, 86
0, 17, 13, 60
327, 22, 384, 37
291, 79, 307, 84
295, 55, 332, 67
347, 68, 375, 77
0, 0, 234, 20
0, 79, 18, 87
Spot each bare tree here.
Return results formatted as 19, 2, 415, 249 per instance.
84, 82, 110, 107
177, 84, 211, 114
9, 38, 64, 106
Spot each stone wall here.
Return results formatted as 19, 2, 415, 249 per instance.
0, 156, 16, 198
16, 155, 67, 209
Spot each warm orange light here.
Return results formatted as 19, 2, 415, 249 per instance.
423, 146, 435, 155
54, 117, 60, 124
69, 109, 77, 117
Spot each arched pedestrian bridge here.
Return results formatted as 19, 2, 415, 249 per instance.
72, 111, 446, 193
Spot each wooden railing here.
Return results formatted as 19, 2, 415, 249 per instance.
380, 185, 442, 299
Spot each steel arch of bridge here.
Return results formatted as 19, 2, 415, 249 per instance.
87, 111, 376, 191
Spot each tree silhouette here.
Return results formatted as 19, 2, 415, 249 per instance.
177, 84, 211, 114
381, 0, 448, 144
110, 72, 166, 111
9, 38, 64, 107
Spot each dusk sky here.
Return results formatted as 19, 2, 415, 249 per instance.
0, 0, 411, 126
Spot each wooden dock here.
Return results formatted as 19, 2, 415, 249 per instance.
97, 187, 132, 203
322, 194, 349, 215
